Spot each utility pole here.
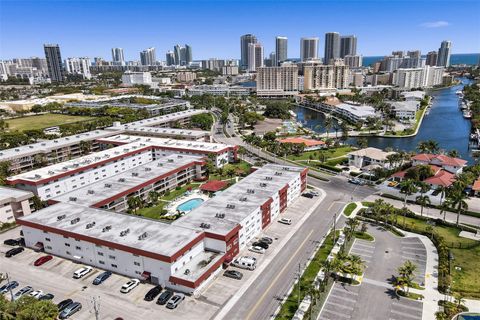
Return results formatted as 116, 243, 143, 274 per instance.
6, 273, 14, 301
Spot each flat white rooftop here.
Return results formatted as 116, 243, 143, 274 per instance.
119, 109, 207, 128
18, 202, 202, 259
0, 186, 33, 204
53, 154, 204, 207
0, 130, 113, 162
335, 103, 376, 118
8, 141, 152, 184
98, 135, 233, 153
174, 164, 303, 236
115, 126, 209, 138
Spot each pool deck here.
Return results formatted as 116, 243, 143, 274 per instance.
165, 190, 210, 215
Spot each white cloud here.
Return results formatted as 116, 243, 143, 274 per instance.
420, 21, 450, 28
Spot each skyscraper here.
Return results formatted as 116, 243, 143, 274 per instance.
166, 51, 175, 66
44, 44, 65, 82
426, 51, 438, 66
185, 45, 192, 65
340, 35, 357, 58
324, 32, 340, 64
247, 43, 264, 72
275, 36, 288, 66
111, 48, 125, 64
240, 34, 257, 70
437, 40, 452, 67
140, 47, 156, 66
300, 37, 319, 62
65, 57, 91, 79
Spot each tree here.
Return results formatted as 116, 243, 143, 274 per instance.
447, 149, 460, 158
31, 195, 46, 211
399, 179, 417, 226
324, 116, 333, 139
356, 137, 368, 149
148, 191, 159, 205
0, 295, 58, 320
447, 189, 469, 226
397, 260, 417, 294
417, 140, 439, 154
415, 195, 431, 217
345, 218, 360, 239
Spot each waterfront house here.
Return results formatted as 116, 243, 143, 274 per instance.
277, 137, 326, 151
390, 164, 455, 188
347, 147, 396, 169
411, 154, 467, 174
389, 100, 420, 121
401, 91, 426, 101
333, 103, 377, 123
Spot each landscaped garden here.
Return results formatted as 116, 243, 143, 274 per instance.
5, 114, 96, 131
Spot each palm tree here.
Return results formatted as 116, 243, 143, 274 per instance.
447, 149, 460, 158
437, 185, 448, 206
398, 260, 417, 294
448, 189, 469, 226
399, 179, 417, 226
454, 293, 466, 311
346, 218, 360, 239
415, 195, 431, 217
439, 198, 452, 222
324, 115, 333, 139
148, 191, 159, 205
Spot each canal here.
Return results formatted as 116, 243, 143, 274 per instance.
295, 78, 475, 163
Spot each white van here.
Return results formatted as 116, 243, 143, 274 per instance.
232, 256, 257, 270
278, 218, 292, 225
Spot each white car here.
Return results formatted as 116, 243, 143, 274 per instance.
73, 266, 93, 279
278, 218, 292, 225
120, 279, 140, 293
29, 290, 44, 299
248, 246, 266, 254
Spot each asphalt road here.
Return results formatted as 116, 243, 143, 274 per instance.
211, 117, 376, 320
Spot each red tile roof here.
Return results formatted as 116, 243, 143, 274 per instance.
473, 179, 480, 191
424, 170, 456, 187
412, 154, 467, 167
278, 137, 325, 147
200, 180, 228, 192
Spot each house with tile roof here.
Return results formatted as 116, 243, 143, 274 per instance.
411, 154, 467, 174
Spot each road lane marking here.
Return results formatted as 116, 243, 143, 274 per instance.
245, 229, 314, 320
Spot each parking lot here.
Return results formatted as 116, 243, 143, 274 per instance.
0, 189, 323, 320
318, 224, 426, 320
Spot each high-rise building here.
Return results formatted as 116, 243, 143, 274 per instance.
140, 47, 156, 66
111, 48, 125, 65
44, 44, 65, 82
240, 34, 257, 70
172, 45, 192, 66
256, 64, 299, 97
65, 57, 91, 79
437, 40, 451, 67
185, 45, 192, 65
166, 51, 175, 66
324, 32, 340, 64
303, 64, 350, 90
300, 37, 319, 61
426, 51, 438, 66
344, 55, 363, 68
247, 43, 264, 72
174, 45, 182, 66
275, 36, 288, 66
340, 35, 357, 58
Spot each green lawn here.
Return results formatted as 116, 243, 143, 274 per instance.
353, 231, 374, 241
343, 203, 357, 217
162, 183, 200, 201
135, 202, 167, 220
287, 146, 353, 162
6, 114, 96, 131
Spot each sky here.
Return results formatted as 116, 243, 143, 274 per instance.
1, 0, 479, 61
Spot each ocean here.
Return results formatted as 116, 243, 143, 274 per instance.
362, 53, 480, 67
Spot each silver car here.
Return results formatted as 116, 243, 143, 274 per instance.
13, 286, 33, 300
166, 293, 185, 309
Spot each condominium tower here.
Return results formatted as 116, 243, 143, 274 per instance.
256, 64, 298, 97
300, 37, 319, 61
275, 36, 288, 66
437, 40, 452, 67
324, 32, 340, 64
247, 43, 264, 72
44, 44, 65, 82
240, 34, 258, 70
111, 48, 125, 64
340, 35, 357, 58
140, 47, 156, 66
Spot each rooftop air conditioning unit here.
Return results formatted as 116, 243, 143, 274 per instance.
70, 217, 80, 225
69, 197, 77, 202
102, 225, 112, 232
86, 222, 96, 229
57, 214, 66, 221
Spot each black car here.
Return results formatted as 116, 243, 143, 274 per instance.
57, 299, 73, 312
156, 290, 174, 305
5, 247, 24, 258
260, 236, 273, 244
302, 193, 314, 199
92, 271, 112, 285
252, 241, 269, 250
0, 281, 19, 294
3, 238, 24, 246
144, 285, 162, 301
38, 293, 54, 301
223, 270, 243, 280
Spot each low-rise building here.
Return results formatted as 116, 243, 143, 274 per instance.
333, 103, 377, 123
348, 147, 396, 169
0, 187, 34, 224
122, 71, 153, 86
389, 100, 419, 121
277, 137, 326, 151
411, 154, 467, 174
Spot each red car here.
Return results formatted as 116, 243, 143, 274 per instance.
34, 255, 53, 266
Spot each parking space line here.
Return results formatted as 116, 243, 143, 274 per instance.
392, 302, 423, 312
322, 308, 351, 319
390, 309, 421, 319
331, 288, 359, 296
325, 301, 354, 310
354, 242, 375, 249
329, 294, 357, 303
350, 247, 374, 254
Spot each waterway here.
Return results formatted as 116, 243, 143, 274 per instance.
295, 78, 475, 163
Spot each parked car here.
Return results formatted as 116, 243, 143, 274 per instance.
34, 255, 53, 266
278, 218, 292, 225
249, 246, 266, 254
38, 293, 54, 301
252, 241, 269, 249
5, 247, 24, 258
120, 279, 140, 293
231, 256, 256, 271
166, 293, 185, 309
310, 191, 320, 196
0, 281, 19, 294
59, 302, 82, 319
348, 178, 360, 185
29, 290, 44, 299
57, 299, 73, 312
223, 270, 243, 280
156, 290, 174, 305
144, 285, 162, 301
302, 193, 314, 199
92, 271, 112, 285
3, 238, 24, 246
260, 236, 274, 244
13, 286, 33, 300
73, 266, 93, 279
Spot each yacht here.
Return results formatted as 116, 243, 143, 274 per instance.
463, 110, 472, 119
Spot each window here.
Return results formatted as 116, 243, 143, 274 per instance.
65, 243, 70, 247
135, 271, 141, 275
98, 252, 104, 256
45, 238, 51, 242
99, 260, 105, 265
75, 246, 81, 250
111, 264, 118, 268
108, 255, 116, 260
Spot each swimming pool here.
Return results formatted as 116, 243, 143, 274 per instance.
177, 198, 204, 212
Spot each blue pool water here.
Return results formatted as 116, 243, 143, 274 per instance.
177, 198, 204, 212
